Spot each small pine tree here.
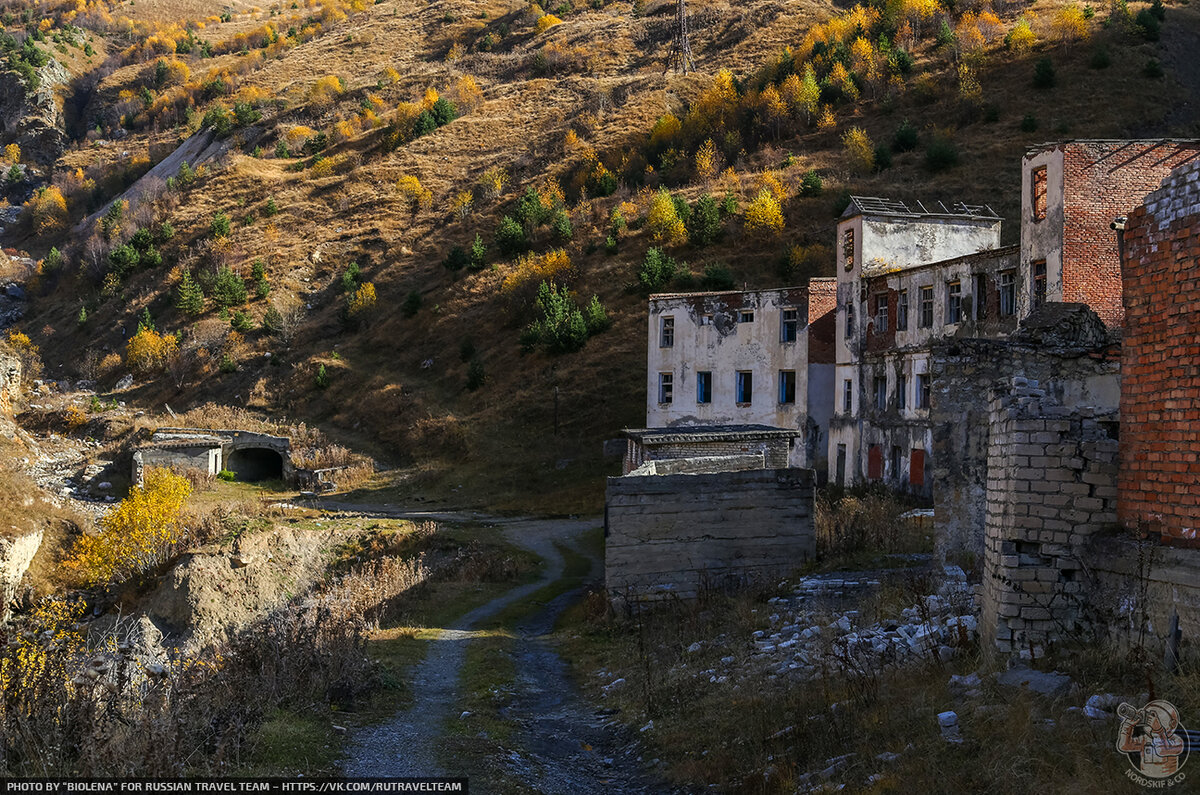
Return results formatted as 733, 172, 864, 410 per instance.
637, 247, 679, 292
315, 364, 330, 389
551, 208, 573, 243
264, 197, 279, 216
137, 308, 155, 333
495, 215, 528, 256
687, 195, 722, 247
469, 233, 488, 270
1033, 57, 1056, 89
210, 211, 231, 238
77, 305, 88, 326
466, 357, 485, 390
176, 271, 204, 316
402, 290, 422, 317
263, 305, 283, 335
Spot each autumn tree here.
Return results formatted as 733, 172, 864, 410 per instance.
67, 468, 192, 587
396, 175, 433, 216
125, 328, 179, 374
309, 74, 345, 110
694, 139, 720, 181
744, 188, 784, 237
647, 188, 687, 245
22, 186, 67, 236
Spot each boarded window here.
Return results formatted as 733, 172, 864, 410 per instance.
910, 449, 926, 486
1032, 166, 1048, 221
867, 445, 883, 480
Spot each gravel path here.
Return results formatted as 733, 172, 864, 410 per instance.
338, 510, 603, 781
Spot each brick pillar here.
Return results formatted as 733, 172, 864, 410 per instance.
981, 379, 1119, 653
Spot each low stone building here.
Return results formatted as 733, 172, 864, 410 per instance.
134, 428, 292, 484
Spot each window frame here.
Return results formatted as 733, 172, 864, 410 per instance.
842, 228, 855, 270
843, 378, 853, 412
897, 290, 909, 331
874, 375, 887, 411
917, 373, 931, 409
974, 273, 988, 321
778, 370, 796, 404
660, 316, 674, 348
780, 307, 799, 343
658, 372, 673, 404
1032, 260, 1047, 308
696, 371, 712, 404
874, 293, 889, 331
946, 280, 962, 325
1032, 166, 1048, 222
918, 286, 934, 328
735, 370, 754, 404
999, 270, 1016, 316
897, 373, 907, 411
738, 310, 755, 323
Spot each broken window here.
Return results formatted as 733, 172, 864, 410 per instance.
739, 310, 755, 323
874, 294, 889, 331
1000, 270, 1016, 316
974, 274, 988, 321
845, 301, 855, 337
658, 372, 673, 404
836, 444, 847, 486
891, 445, 903, 483
778, 370, 796, 404
843, 379, 853, 412
917, 373, 931, 409
946, 280, 962, 325
736, 371, 753, 403
696, 371, 712, 404
897, 290, 909, 331
919, 286, 934, 328
874, 375, 887, 410
660, 316, 674, 348
1032, 260, 1047, 308
842, 228, 855, 270
781, 308, 799, 342
897, 373, 907, 411
700, 313, 713, 326
1031, 166, 1048, 221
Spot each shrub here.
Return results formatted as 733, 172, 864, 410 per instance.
431, 97, 458, 126
687, 195, 722, 247
108, 244, 140, 277
347, 282, 377, 317
125, 328, 179, 374
1089, 45, 1111, 69
469, 233, 488, 270
637, 247, 678, 292
22, 185, 67, 236
551, 209, 573, 243
203, 106, 233, 136
479, 166, 509, 200
217, 468, 236, 482
1033, 57, 1056, 89
1005, 17, 1036, 51
1135, 8, 1160, 40
263, 305, 284, 335
1020, 114, 1039, 132
402, 290, 422, 317
176, 271, 205, 316
842, 126, 875, 175
892, 120, 919, 152
413, 110, 437, 137
495, 215, 528, 256
315, 363, 330, 389
65, 468, 192, 586
264, 197, 279, 216
744, 189, 785, 237
230, 309, 255, 331
924, 135, 959, 172
536, 13, 563, 32
443, 245, 470, 271
1143, 58, 1164, 79
583, 294, 610, 333
212, 266, 248, 307
798, 170, 823, 197
466, 357, 485, 390
1052, 4, 1089, 40
647, 189, 687, 245
873, 144, 892, 171
211, 211, 231, 238
396, 175, 433, 216
700, 262, 735, 291
524, 281, 588, 353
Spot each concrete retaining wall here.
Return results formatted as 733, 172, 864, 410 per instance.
605, 467, 815, 600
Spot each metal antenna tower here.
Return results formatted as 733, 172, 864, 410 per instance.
665, 0, 695, 74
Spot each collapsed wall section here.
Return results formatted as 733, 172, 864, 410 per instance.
606, 467, 815, 600
980, 381, 1119, 653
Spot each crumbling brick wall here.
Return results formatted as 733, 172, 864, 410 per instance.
931, 305, 1119, 560
1058, 141, 1200, 326
980, 380, 1119, 653
606, 468, 815, 600
1119, 159, 1200, 541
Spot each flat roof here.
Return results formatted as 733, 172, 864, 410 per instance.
861, 244, 1019, 279
623, 425, 801, 443
841, 195, 1000, 222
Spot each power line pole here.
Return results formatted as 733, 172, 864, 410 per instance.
665, 0, 695, 75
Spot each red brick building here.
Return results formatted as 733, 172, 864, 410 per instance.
1119, 157, 1200, 540
1023, 140, 1200, 326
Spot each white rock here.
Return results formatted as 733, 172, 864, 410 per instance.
686, 641, 702, 654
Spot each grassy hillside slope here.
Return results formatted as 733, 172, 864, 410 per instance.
6, 0, 1198, 511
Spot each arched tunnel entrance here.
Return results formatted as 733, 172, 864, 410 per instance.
225, 447, 284, 482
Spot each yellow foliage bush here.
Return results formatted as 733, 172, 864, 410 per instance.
759, 172, 789, 202
310, 157, 335, 178
1052, 4, 1089, 41
842, 126, 876, 175
286, 125, 315, 147
1007, 17, 1036, 52
23, 186, 68, 236
309, 75, 344, 109
478, 166, 509, 200
125, 328, 179, 375
500, 249, 574, 299
66, 468, 193, 587
649, 113, 682, 151
454, 75, 483, 112
396, 175, 433, 214
647, 189, 686, 246
6, 330, 42, 383
744, 188, 784, 237
536, 13, 563, 33
65, 406, 88, 431
450, 190, 474, 219
422, 87, 440, 110
695, 139, 719, 181
818, 104, 836, 130
348, 282, 377, 316
3, 143, 19, 164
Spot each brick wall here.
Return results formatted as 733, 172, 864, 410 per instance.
1119, 158, 1200, 541
980, 380, 1119, 653
606, 468, 816, 600
1060, 141, 1200, 326
808, 278, 838, 364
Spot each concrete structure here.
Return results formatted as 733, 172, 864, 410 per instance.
620, 425, 799, 475
1118, 157, 1200, 542
931, 304, 1120, 559
134, 427, 292, 484
605, 467, 816, 600
645, 285, 833, 467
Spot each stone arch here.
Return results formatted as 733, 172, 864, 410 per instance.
225, 446, 284, 482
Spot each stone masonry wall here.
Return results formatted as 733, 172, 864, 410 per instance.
1119, 158, 1200, 541
606, 468, 815, 600
980, 380, 1119, 653
623, 436, 792, 474
931, 305, 1119, 561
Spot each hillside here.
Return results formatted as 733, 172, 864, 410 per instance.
3, 0, 1197, 511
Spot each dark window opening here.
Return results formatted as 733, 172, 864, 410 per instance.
736, 371, 753, 404
946, 280, 962, 325
974, 274, 987, 320
1032, 260, 1047, 308
1000, 270, 1016, 316
843, 228, 855, 270
779, 370, 796, 404
781, 308, 798, 342
696, 371, 712, 404
919, 286, 934, 328
897, 290, 909, 331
